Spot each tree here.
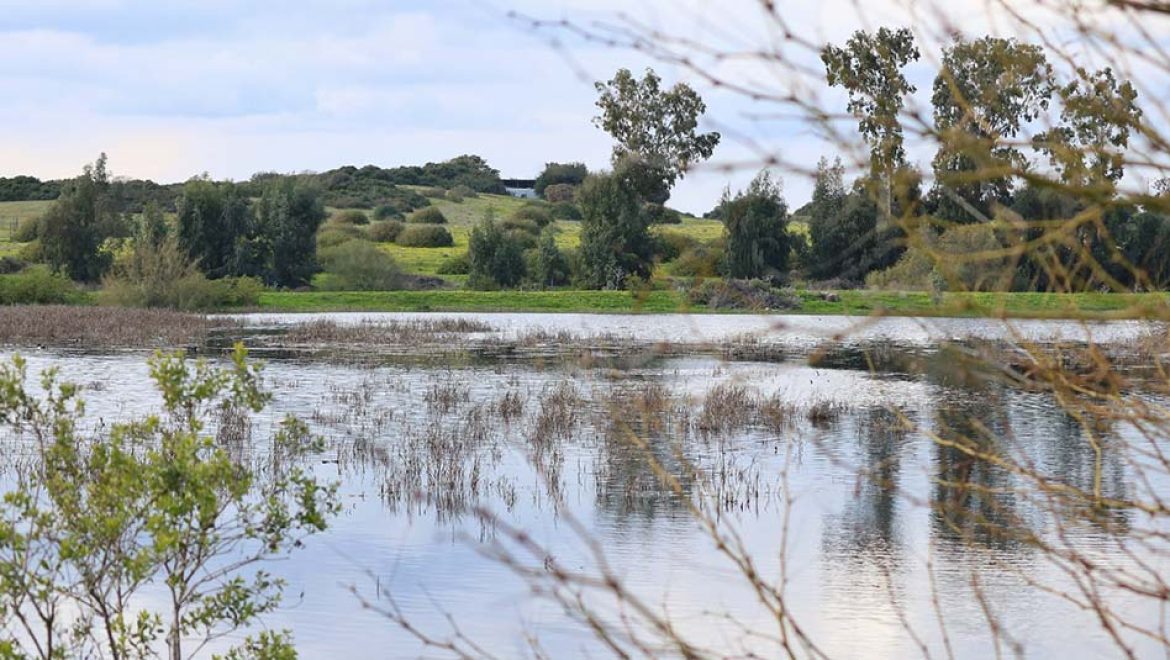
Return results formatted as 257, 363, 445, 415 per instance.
254, 178, 327, 288
467, 215, 527, 289
930, 37, 1055, 222
176, 177, 254, 279
0, 345, 337, 659
577, 163, 654, 289
535, 163, 588, 197
39, 154, 116, 282
594, 68, 720, 198
1034, 67, 1142, 190
721, 171, 790, 280
529, 228, 571, 289
807, 158, 849, 279
822, 27, 920, 214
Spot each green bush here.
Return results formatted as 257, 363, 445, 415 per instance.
0, 265, 76, 305
330, 209, 369, 225
468, 218, 526, 289
436, 252, 471, 275
421, 187, 448, 199
649, 206, 683, 224
654, 230, 699, 262
100, 236, 262, 309
511, 205, 552, 228
0, 256, 25, 275
396, 224, 454, 247
317, 239, 401, 291
367, 220, 404, 243
669, 244, 724, 278
407, 207, 448, 224
373, 204, 401, 221
12, 215, 41, 242
449, 184, 477, 201
549, 202, 583, 221
317, 224, 366, 249
543, 183, 577, 203
499, 217, 541, 236
866, 224, 1009, 292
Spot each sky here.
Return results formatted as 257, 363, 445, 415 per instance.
0, 0, 1162, 213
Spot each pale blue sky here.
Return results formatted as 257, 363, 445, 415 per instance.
0, 0, 1157, 212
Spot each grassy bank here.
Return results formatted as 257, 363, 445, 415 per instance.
252, 288, 1170, 319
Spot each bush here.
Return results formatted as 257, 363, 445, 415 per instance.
436, 252, 471, 275
0, 265, 76, 305
367, 220, 404, 243
447, 184, 477, 203
499, 217, 541, 236
317, 224, 366, 249
0, 256, 25, 275
504, 229, 538, 250
408, 207, 448, 224
317, 239, 401, 291
330, 209, 369, 225
468, 218, 526, 289
654, 230, 699, 262
549, 202, 583, 221
866, 224, 1010, 292
543, 183, 577, 203
12, 215, 41, 242
686, 278, 800, 310
511, 205, 553, 228
100, 235, 262, 309
669, 244, 724, 277
373, 205, 401, 221
649, 206, 683, 224
421, 187, 448, 199
396, 224, 454, 247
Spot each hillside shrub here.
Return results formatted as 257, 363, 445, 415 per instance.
422, 187, 448, 199
550, 202, 583, 221
396, 224, 454, 247
669, 244, 725, 278
367, 220, 404, 243
436, 252, 471, 275
408, 207, 448, 224
373, 204, 401, 221
317, 224, 366, 249
12, 216, 41, 242
654, 230, 699, 262
543, 183, 577, 203
317, 239, 401, 291
512, 205, 553, 228
331, 209, 369, 225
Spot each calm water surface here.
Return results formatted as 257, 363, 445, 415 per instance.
3, 312, 1167, 658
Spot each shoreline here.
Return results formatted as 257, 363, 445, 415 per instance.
243, 289, 1170, 321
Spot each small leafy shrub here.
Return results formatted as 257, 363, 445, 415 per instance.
12, 215, 41, 242
512, 205, 553, 228
317, 224, 366, 249
450, 184, 477, 200
373, 204, 401, 221
396, 224, 454, 247
367, 220, 404, 243
654, 230, 699, 262
527, 229, 571, 288
669, 244, 724, 277
543, 183, 577, 203
499, 217, 541, 236
686, 279, 800, 310
331, 209, 370, 225
422, 187, 448, 199
0, 265, 76, 305
0, 346, 337, 659
318, 239, 401, 291
550, 202, 583, 221
648, 205, 683, 224
436, 252, 471, 275
0, 256, 25, 275
408, 207, 448, 224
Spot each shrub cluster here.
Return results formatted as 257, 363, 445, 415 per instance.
396, 224, 454, 247
408, 207, 448, 224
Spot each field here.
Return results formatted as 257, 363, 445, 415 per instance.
0, 200, 51, 255
362, 189, 724, 281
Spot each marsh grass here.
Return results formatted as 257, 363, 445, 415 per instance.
0, 305, 237, 348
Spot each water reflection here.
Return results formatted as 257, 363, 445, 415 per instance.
1, 313, 1167, 657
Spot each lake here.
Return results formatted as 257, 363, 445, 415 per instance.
2, 312, 1167, 658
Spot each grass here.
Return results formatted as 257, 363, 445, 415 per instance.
257, 289, 694, 313
253, 287, 1170, 319
0, 200, 52, 241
